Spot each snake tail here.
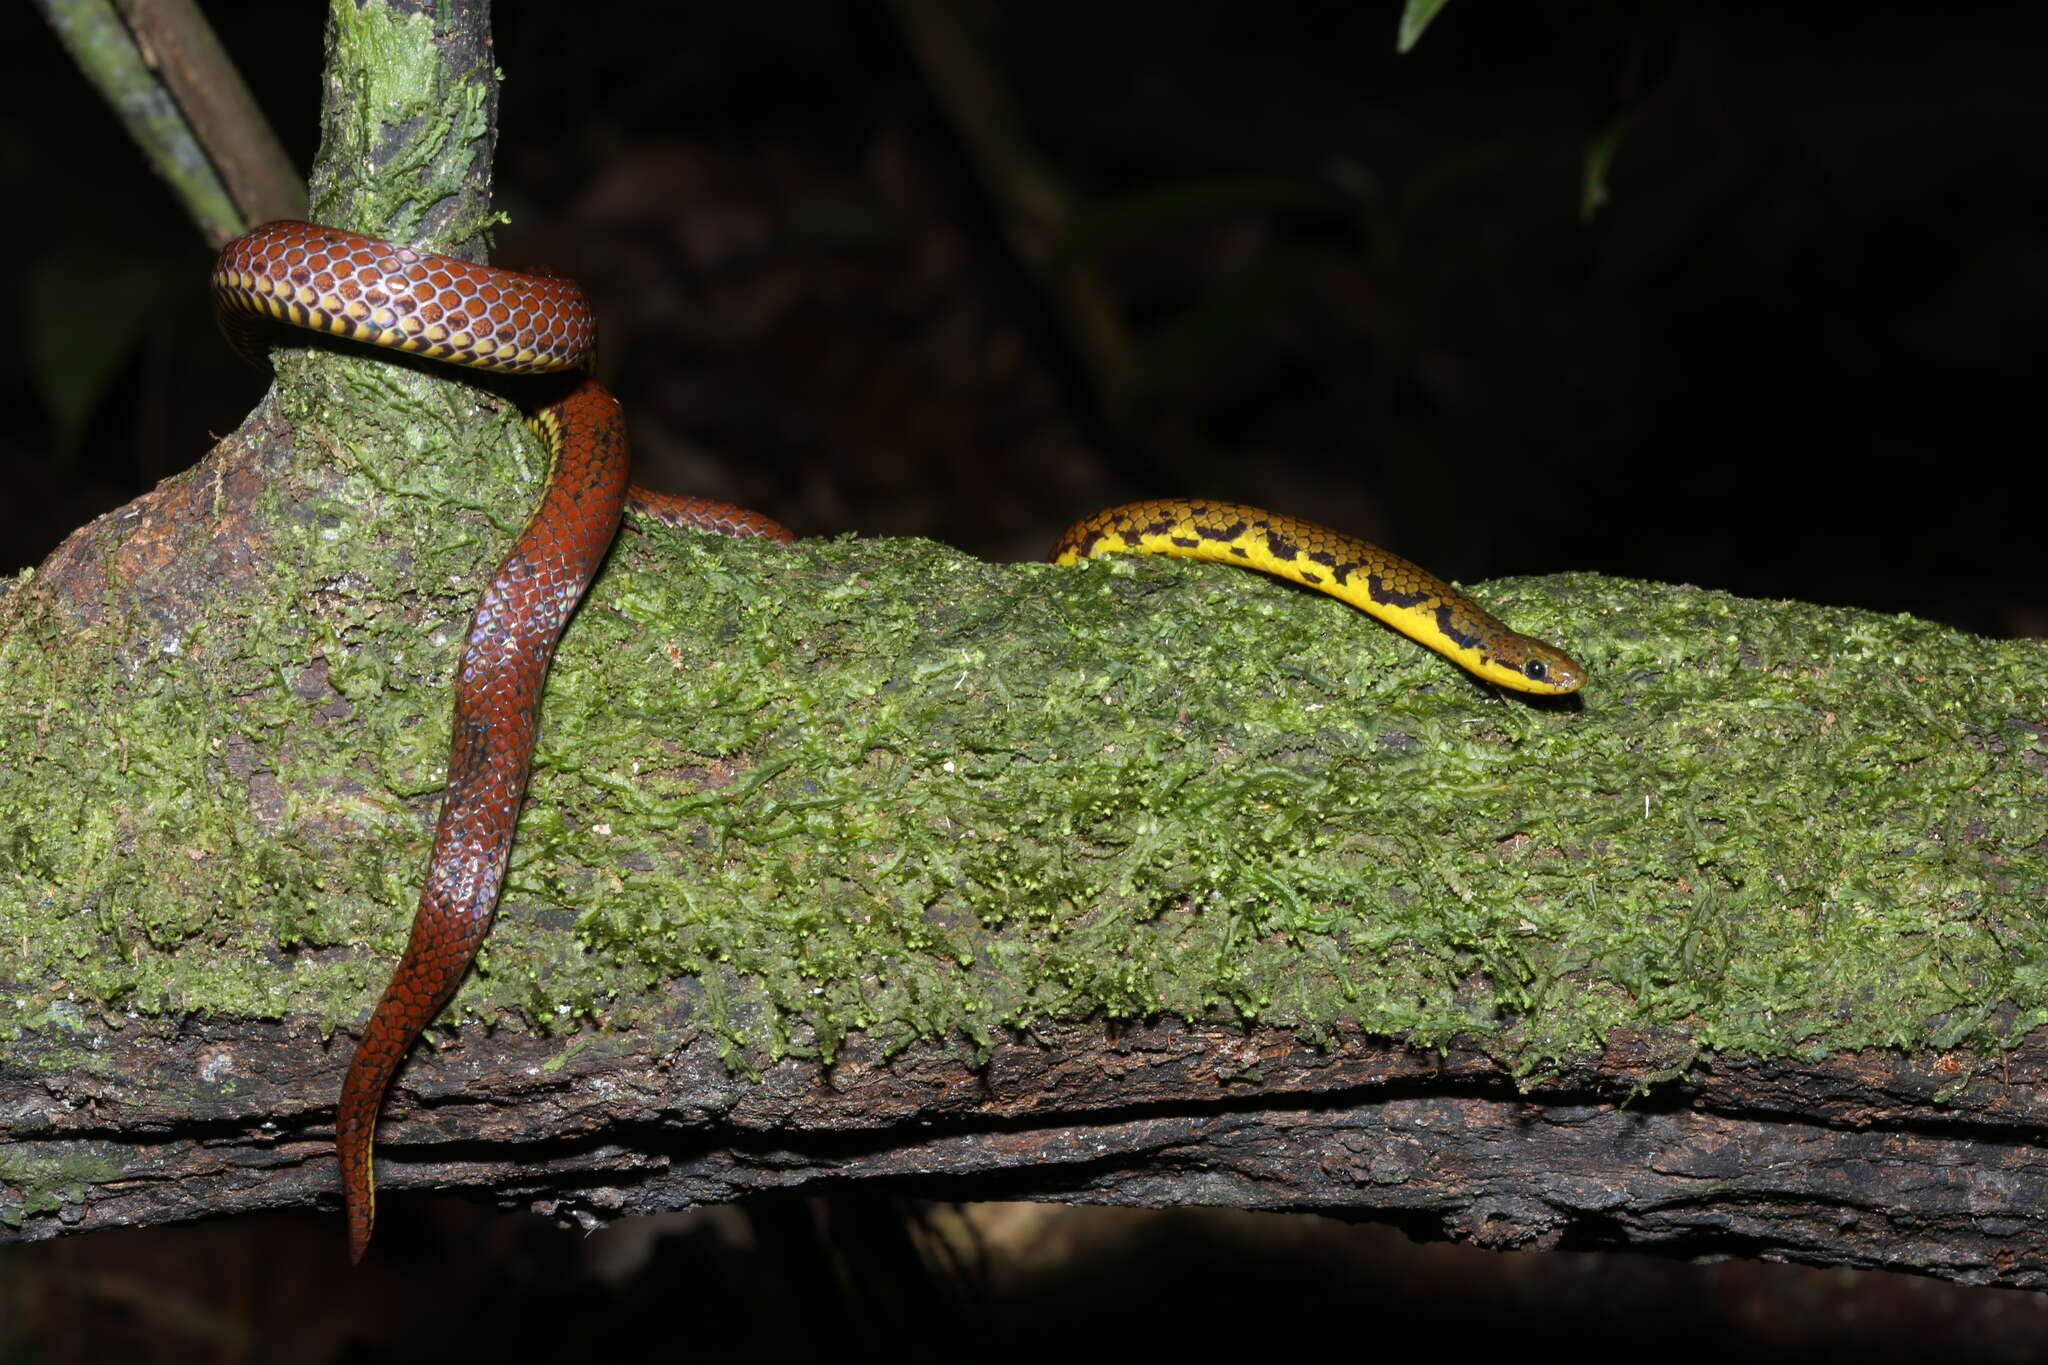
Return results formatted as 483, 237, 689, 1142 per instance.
1051, 499, 1583, 694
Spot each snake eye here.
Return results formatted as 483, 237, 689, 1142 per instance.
1524, 660, 1549, 682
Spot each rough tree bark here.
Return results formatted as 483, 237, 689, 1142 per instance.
4, 0, 2047, 1287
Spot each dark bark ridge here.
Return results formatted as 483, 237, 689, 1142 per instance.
8, 1013, 2048, 1288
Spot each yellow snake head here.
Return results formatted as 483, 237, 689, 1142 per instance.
1477, 635, 1585, 695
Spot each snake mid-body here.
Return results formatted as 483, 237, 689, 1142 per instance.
211, 220, 1581, 1263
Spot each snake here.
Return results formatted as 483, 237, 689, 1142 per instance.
214, 221, 793, 1263
1052, 502, 1584, 694
211, 220, 1583, 1263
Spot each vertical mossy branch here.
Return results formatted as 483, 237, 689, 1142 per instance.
263, 0, 542, 585
272, 0, 523, 508
309, 0, 498, 256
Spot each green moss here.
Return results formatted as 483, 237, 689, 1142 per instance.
6, 464, 2043, 1082
312, 1, 497, 242
0, 1145, 127, 1228
5, 0, 2041, 1080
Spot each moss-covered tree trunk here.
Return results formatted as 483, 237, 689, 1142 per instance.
4, 0, 2048, 1285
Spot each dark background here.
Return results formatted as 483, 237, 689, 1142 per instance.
5, 1, 2047, 1360
7, 2, 2044, 635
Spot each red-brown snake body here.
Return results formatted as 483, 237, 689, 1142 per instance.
215, 221, 791, 1262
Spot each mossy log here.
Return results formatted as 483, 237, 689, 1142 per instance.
8, 0, 2046, 1289
1, 343, 2044, 1282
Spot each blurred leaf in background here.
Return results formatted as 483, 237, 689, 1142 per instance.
1399, 0, 1454, 54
